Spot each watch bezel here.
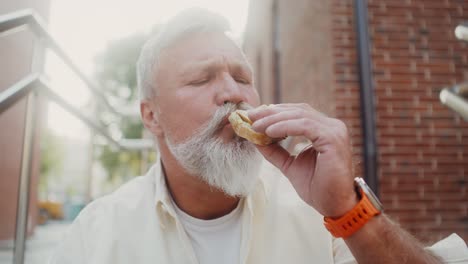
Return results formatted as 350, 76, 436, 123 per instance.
354, 177, 384, 212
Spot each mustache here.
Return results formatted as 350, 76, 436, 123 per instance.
171, 102, 240, 148
210, 102, 238, 133
196, 102, 238, 138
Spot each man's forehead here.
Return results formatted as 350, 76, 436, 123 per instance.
161, 31, 246, 65
180, 56, 252, 73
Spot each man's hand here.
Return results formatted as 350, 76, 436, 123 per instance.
249, 103, 445, 264
248, 103, 357, 217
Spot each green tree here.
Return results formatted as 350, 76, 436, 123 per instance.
39, 129, 64, 195
94, 33, 147, 103
93, 29, 158, 182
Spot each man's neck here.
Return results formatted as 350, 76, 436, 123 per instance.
160, 150, 240, 220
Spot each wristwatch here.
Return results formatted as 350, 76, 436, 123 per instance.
323, 177, 383, 238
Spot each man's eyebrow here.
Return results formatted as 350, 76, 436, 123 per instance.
179, 60, 217, 76
229, 61, 253, 77
179, 58, 252, 77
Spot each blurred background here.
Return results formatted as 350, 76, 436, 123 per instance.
0, 0, 467, 263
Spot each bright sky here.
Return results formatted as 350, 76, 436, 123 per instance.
44, 0, 250, 140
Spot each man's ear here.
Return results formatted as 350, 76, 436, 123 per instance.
140, 100, 164, 137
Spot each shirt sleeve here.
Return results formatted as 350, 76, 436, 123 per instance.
332, 233, 468, 264
425, 233, 468, 263
49, 217, 87, 264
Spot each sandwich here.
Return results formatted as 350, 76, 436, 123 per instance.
228, 103, 283, 146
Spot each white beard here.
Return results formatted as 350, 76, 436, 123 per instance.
165, 103, 263, 197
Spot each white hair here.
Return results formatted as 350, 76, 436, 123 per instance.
165, 103, 263, 197
136, 8, 231, 100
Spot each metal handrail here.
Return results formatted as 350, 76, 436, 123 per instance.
455, 24, 468, 42
0, 9, 129, 116
0, 9, 154, 264
0, 73, 40, 113
440, 84, 468, 121
439, 25, 468, 121
0, 73, 154, 150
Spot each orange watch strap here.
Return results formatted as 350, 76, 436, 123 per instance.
324, 190, 381, 238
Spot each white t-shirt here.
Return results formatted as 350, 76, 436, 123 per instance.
172, 198, 243, 264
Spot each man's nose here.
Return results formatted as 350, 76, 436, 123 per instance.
215, 73, 248, 106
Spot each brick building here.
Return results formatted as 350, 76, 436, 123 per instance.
244, 0, 468, 243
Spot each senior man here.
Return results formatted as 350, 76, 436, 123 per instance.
52, 8, 467, 264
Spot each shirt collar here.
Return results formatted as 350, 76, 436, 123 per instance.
150, 159, 270, 220
151, 160, 177, 220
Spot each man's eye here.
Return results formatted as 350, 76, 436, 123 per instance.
190, 78, 209, 85
235, 78, 250, 84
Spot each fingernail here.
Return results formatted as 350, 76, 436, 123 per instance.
251, 120, 261, 131
246, 109, 256, 118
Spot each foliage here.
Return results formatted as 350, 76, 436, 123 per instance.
94, 33, 147, 103
39, 129, 64, 194
93, 31, 157, 181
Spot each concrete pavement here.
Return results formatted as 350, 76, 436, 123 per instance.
0, 221, 70, 264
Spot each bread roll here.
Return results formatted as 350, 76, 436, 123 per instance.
228, 110, 277, 145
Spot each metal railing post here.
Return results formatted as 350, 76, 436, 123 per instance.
13, 91, 37, 264
13, 28, 45, 264
0, 16, 156, 262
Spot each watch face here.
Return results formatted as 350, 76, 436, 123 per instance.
354, 177, 384, 211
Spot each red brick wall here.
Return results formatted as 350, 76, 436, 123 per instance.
245, 0, 467, 243
331, 0, 468, 243
329, 1, 365, 181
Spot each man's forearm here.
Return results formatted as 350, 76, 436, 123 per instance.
344, 214, 442, 264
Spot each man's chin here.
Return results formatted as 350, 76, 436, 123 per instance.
215, 172, 261, 198
167, 119, 263, 197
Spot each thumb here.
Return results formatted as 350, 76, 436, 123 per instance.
256, 144, 292, 173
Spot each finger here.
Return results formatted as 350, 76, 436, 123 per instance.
264, 118, 325, 143
270, 103, 327, 117
247, 104, 305, 121
271, 103, 310, 110
274, 105, 330, 124
255, 144, 295, 173
251, 110, 301, 133
247, 105, 278, 122
249, 104, 329, 125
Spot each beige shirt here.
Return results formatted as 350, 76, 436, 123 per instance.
51, 160, 468, 264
